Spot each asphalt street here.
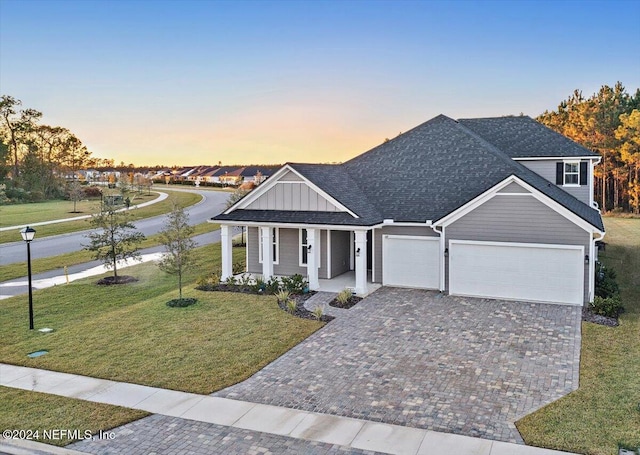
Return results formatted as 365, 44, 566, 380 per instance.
0, 188, 229, 266
0, 229, 225, 299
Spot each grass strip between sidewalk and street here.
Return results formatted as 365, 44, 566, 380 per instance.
0, 222, 220, 282
0, 245, 323, 446
0, 190, 202, 244
516, 217, 640, 455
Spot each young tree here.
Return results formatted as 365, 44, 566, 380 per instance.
157, 202, 196, 300
225, 187, 250, 209
85, 202, 146, 282
68, 180, 84, 213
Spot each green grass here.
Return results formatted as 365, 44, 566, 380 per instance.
0, 222, 220, 282
516, 217, 640, 455
0, 191, 162, 227
0, 190, 201, 244
0, 386, 148, 446
0, 245, 323, 395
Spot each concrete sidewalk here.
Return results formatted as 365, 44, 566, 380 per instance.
0, 364, 577, 455
0, 192, 168, 232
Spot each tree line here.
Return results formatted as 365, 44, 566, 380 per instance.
0, 95, 94, 203
537, 82, 640, 214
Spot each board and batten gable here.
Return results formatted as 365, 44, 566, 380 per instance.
444, 186, 592, 302
518, 159, 591, 205
373, 225, 439, 283
243, 169, 342, 212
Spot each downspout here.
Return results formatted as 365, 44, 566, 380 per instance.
589, 230, 606, 302
430, 223, 445, 292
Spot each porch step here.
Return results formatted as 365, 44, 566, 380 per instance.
303, 292, 350, 318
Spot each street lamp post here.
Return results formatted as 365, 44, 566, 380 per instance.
20, 226, 36, 330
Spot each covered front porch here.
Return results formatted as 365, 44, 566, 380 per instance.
220, 224, 373, 296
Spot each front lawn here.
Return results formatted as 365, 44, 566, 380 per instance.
0, 244, 323, 445
516, 217, 640, 455
0, 245, 322, 393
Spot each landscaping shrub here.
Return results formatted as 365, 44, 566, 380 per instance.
595, 263, 620, 298
82, 186, 103, 198
589, 295, 623, 318
265, 277, 280, 294
336, 288, 352, 305
285, 299, 297, 314
280, 274, 308, 294
275, 289, 291, 303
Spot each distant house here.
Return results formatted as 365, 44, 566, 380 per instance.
219, 167, 245, 186
200, 167, 221, 184
240, 166, 280, 185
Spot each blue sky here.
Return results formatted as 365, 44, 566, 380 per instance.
1, 0, 639, 165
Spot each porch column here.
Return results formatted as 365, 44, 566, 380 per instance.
307, 228, 320, 291
220, 225, 233, 281
354, 229, 367, 295
260, 226, 274, 280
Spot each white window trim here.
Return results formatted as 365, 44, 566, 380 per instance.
299, 228, 320, 268
258, 227, 279, 265
563, 161, 580, 187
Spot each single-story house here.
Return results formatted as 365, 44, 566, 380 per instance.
240, 166, 280, 184
213, 115, 604, 306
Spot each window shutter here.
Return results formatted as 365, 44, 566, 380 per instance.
580, 162, 588, 185
556, 162, 563, 185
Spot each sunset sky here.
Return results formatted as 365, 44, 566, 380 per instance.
1, 0, 639, 166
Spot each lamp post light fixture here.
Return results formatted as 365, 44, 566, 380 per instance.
20, 226, 36, 330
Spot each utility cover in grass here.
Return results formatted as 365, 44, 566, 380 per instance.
27, 350, 48, 358
166, 298, 197, 308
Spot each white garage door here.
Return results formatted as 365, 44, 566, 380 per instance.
449, 240, 584, 305
383, 235, 440, 289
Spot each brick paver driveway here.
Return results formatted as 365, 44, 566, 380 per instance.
215, 288, 582, 443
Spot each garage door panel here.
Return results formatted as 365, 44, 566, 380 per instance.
449, 241, 583, 305
383, 236, 439, 289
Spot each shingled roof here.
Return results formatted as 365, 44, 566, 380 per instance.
214, 115, 604, 231
458, 116, 598, 158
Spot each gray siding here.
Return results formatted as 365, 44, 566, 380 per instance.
520, 160, 591, 205
246, 227, 328, 279
374, 225, 439, 283
445, 194, 591, 302
498, 182, 530, 193
247, 227, 261, 274
245, 183, 341, 211
330, 230, 350, 278
279, 170, 303, 181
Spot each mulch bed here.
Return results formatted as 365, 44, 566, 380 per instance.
582, 307, 619, 327
167, 298, 198, 308
329, 296, 362, 309
96, 276, 139, 285
277, 293, 335, 322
